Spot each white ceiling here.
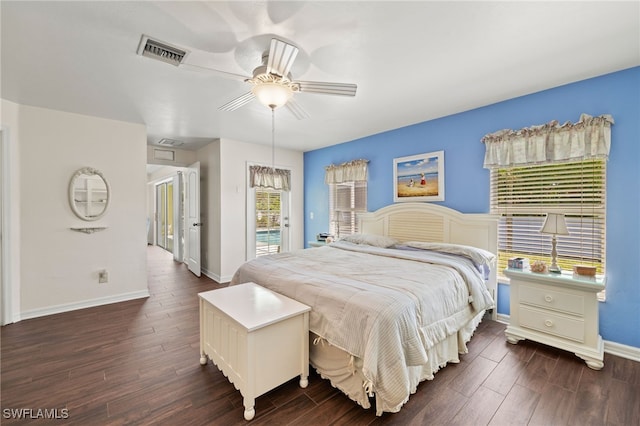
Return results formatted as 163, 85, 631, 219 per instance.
2, 1, 639, 152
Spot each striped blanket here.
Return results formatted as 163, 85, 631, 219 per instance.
230, 241, 494, 414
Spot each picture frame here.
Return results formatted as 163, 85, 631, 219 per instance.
393, 150, 445, 202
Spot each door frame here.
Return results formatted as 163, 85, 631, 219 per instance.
1, 127, 19, 325
245, 162, 291, 260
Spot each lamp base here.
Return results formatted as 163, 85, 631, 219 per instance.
548, 265, 562, 274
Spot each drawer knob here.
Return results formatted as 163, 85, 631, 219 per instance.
544, 319, 554, 328
544, 295, 554, 303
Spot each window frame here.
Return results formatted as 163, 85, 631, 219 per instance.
328, 180, 367, 237
490, 158, 607, 281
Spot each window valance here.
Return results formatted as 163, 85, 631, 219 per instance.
324, 159, 369, 184
249, 165, 291, 191
482, 113, 613, 169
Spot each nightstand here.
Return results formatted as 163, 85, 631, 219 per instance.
504, 268, 605, 370
308, 241, 326, 247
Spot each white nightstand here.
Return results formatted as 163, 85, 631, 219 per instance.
308, 241, 326, 247
504, 268, 605, 370
199, 283, 311, 420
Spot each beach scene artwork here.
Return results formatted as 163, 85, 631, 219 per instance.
393, 151, 444, 202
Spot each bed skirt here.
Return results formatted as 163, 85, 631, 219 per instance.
308, 310, 486, 415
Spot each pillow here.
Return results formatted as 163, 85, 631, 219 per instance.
403, 241, 496, 266
339, 233, 398, 248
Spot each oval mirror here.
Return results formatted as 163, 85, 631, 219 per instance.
69, 167, 110, 221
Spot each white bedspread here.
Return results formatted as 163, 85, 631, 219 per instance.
230, 241, 494, 414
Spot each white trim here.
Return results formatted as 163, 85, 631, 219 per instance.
496, 313, 510, 324
20, 290, 150, 320
0, 125, 20, 325
604, 340, 640, 363
0, 128, 10, 325
201, 266, 232, 285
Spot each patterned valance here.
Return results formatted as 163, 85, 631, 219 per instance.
249, 165, 291, 191
482, 114, 613, 169
324, 159, 369, 184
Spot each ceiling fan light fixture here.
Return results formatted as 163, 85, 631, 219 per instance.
251, 82, 293, 109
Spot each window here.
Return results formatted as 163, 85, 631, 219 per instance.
490, 159, 606, 277
329, 181, 367, 237
325, 159, 369, 238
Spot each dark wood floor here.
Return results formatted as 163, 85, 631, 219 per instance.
2, 246, 639, 425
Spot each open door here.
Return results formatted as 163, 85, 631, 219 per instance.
185, 162, 201, 277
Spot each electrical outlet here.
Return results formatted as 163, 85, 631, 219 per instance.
98, 270, 108, 284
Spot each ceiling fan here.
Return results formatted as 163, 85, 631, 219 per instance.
194, 38, 357, 119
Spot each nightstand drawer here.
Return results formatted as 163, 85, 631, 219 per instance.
519, 306, 585, 342
520, 284, 584, 316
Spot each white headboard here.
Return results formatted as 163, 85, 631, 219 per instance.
359, 203, 499, 319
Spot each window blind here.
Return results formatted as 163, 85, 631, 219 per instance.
329, 181, 367, 237
490, 159, 606, 275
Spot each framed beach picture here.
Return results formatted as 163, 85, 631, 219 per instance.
393, 151, 445, 202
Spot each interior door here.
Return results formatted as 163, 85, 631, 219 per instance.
185, 162, 201, 277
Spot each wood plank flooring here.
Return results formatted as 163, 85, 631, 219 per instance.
2, 245, 639, 425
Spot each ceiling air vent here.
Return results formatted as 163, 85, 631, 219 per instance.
137, 35, 188, 66
157, 138, 184, 147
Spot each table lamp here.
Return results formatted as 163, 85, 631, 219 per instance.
540, 213, 569, 273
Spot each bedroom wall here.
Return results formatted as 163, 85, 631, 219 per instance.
1, 100, 149, 318
197, 138, 304, 283
304, 66, 640, 350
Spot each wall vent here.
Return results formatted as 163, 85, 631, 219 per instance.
158, 138, 184, 146
154, 149, 175, 161
137, 35, 188, 66
157, 138, 184, 147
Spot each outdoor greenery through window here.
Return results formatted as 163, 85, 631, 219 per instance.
255, 189, 281, 256
329, 181, 367, 238
490, 159, 606, 277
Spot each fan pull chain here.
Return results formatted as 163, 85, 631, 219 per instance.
271, 106, 276, 171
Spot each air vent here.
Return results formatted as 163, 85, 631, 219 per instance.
137, 35, 188, 66
157, 138, 184, 147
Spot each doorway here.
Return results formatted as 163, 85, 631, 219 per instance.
147, 167, 185, 264
147, 163, 199, 276
155, 180, 174, 252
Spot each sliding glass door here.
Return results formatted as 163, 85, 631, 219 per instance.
155, 181, 174, 252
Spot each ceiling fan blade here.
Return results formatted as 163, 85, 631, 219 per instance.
219, 92, 255, 111
297, 81, 357, 97
285, 97, 310, 120
179, 62, 249, 82
266, 38, 299, 78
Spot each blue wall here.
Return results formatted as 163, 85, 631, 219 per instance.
304, 67, 640, 349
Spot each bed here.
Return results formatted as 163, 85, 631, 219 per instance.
230, 203, 498, 415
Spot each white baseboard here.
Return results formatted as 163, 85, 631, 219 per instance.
20, 290, 150, 320
201, 267, 232, 285
604, 340, 640, 362
496, 313, 510, 324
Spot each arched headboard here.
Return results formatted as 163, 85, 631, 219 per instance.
359, 203, 499, 319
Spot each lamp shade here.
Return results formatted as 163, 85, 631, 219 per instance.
251, 82, 293, 109
540, 213, 569, 235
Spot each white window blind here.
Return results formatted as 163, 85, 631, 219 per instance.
329, 181, 367, 237
490, 159, 606, 276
